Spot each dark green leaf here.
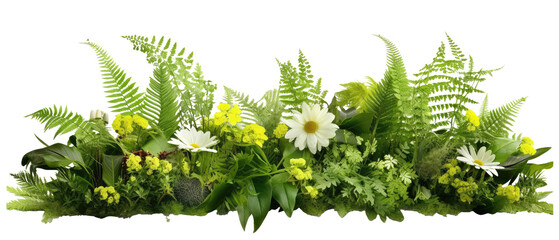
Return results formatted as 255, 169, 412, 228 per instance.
387, 209, 405, 222
197, 183, 234, 212
271, 174, 298, 217
102, 155, 123, 186
365, 208, 377, 221
22, 143, 84, 171
523, 162, 553, 177
247, 177, 272, 232
339, 113, 374, 136
489, 137, 520, 163
236, 204, 251, 231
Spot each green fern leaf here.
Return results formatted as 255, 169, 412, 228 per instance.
26, 105, 92, 139
83, 42, 144, 115
480, 97, 526, 137
143, 64, 180, 138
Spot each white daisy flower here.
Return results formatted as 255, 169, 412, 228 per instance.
171, 128, 219, 153
456, 145, 504, 177
284, 103, 339, 154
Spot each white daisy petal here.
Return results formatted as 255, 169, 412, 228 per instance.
173, 128, 219, 153
283, 103, 339, 154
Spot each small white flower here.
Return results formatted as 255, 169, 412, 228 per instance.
284, 103, 339, 154
383, 155, 398, 170
90, 109, 109, 122
456, 145, 504, 177
171, 128, 218, 153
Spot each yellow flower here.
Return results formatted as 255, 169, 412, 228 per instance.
273, 123, 288, 138
290, 158, 306, 167
145, 156, 160, 175
107, 196, 114, 204
133, 115, 149, 129
130, 176, 136, 182
107, 186, 116, 194
213, 103, 242, 125
497, 184, 521, 203
99, 188, 109, 200
94, 186, 102, 194
521, 137, 534, 146
520, 143, 536, 155
304, 167, 313, 180
126, 154, 142, 172
242, 124, 268, 147
114, 193, 120, 203
181, 158, 190, 175
160, 160, 173, 174
217, 103, 231, 111
305, 186, 319, 198
289, 166, 312, 181
465, 109, 480, 131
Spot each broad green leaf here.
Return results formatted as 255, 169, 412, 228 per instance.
22, 143, 84, 171
197, 183, 234, 212
271, 175, 298, 217
247, 177, 272, 232
102, 155, 123, 186
339, 112, 374, 137
501, 147, 551, 167
523, 162, 553, 177
142, 131, 175, 155
387, 209, 405, 222
334, 129, 359, 145
489, 137, 521, 163
237, 204, 251, 231
365, 208, 377, 221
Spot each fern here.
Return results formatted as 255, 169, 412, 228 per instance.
362, 35, 412, 147
8, 171, 52, 200
83, 42, 144, 115
223, 87, 284, 132
480, 97, 526, 138
414, 34, 494, 129
278, 50, 326, 112
143, 64, 180, 138
123, 35, 215, 129
26, 105, 92, 139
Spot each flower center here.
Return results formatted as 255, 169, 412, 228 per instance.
190, 144, 200, 148
473, 160, 484, 166
304, 121, 318, 133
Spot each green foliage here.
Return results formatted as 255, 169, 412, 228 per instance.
479, 97, 526, 139
336, 82, 369, 110
26, 105, 93, 139
414, 34, 497, 129
122, 35, 216, 129
223, 87, 284, 132
83, 42, 144, 115
277, 50, 327, 112
143, 64, 180, 138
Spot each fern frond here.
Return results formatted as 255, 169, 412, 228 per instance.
26, 105, 92, 139
9, 172, 51, 199
223, 86, 261, 124
479, 94, 489, 119
480, 97, 526, 138
143, 64, 180, 138
82, 42, 144, 115
278, 50, 325, 111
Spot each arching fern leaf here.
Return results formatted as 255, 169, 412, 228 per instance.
223, 87, 284, 132
143, 64, 180, 138
480, 97, 526, 138
26, 105, 92, 139
82, 42, 144, 115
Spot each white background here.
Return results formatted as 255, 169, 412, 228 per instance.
1, 0, 558, 239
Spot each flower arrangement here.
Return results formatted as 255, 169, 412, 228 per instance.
7, 34, 553, 232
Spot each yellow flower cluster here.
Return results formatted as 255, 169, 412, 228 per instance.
305, 186, 319, 198
214, 103, 242, 125
242, 124, 268, 147
497, 184, 521, 203
180, 158, 190, 175
112, 114, 149, 135
438, 159, 462, 185
160, 160, 173, 174
451, 177, 478, 203
465, 109, 480, 131
273, 123, 288, 138
288, 158, 312, 181
145, 156, 160, 175
126, 154, 143, 173
94, 186, 120, 204
519, 137, 536, 155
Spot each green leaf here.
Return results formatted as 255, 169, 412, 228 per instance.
102, 155, 123, 186
365, 208, 377, 221
247, 177, 272, 232
22, 143, 84, 171
237, 204, 251, 231
489, 137, 521, 163
387, 209, 405, 222
339, 113, 374, 137
197, 183, 234, 213
334, 129, 359, 145
501, 147, 551, 167
270, 174, 298, 217
523, 162, 553, 177
143, 64, 180, 139
142, 131, 175, 155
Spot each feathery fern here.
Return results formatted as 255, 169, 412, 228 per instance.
143, 64, 180, 138
278, 50, 327, 112
26, 105, 92, 139
480, 97, 526, 138
223, 87, 284, 132
414, 34, 496, 129
122, 35, 215, 129
83, 42, 144, 115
